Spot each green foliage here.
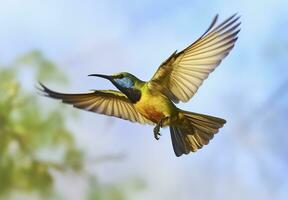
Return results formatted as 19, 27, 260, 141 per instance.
14, 50, 68, 83
0, 51, 146, 200
0, 52, 83, 198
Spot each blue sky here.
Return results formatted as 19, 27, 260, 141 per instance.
1, 0, 288, 200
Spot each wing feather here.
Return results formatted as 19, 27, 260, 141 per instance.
38, 83, 153, 124
149, 14, 241, 102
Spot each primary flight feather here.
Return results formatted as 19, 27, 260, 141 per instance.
39, 14, 240, 157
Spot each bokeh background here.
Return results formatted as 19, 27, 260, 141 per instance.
0, 0, 288, 200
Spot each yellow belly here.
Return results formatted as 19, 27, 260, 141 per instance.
134, 89, 177, 124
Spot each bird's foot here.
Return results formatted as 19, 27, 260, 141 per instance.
153, 125, 161, 140
153, 116, 170, 140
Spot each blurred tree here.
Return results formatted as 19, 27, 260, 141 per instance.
0, 51, 146, 200
0, 51, 83, 199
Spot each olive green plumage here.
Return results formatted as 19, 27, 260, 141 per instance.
39, 14, 240, 157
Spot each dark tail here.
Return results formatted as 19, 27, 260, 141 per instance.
170, 110, 226, 157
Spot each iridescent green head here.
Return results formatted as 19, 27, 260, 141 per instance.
111, 72, 139, 88
88, 72, 142, 103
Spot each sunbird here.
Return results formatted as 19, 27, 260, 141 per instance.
39, 14, 240, 157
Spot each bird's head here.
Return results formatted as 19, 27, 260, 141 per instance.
88, 72, 143, 103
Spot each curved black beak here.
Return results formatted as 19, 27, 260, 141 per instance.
88, 74, 112, 80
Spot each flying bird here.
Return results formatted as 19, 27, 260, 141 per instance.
39, 14, 240, 157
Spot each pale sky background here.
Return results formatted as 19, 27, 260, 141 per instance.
0, 0, 288, 200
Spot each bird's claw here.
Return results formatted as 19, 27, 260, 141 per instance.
153, 116, 170, 140
153, 126, 161, 140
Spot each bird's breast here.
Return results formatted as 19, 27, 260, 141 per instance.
134, 90, 176, 123
139, 105, 165, 123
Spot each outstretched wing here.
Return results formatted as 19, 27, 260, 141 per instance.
38, 83, 153, 125
149, 14, 241, 103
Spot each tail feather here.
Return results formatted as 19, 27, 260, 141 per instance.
170, 110, 226, 157
170, 126, 190, 155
